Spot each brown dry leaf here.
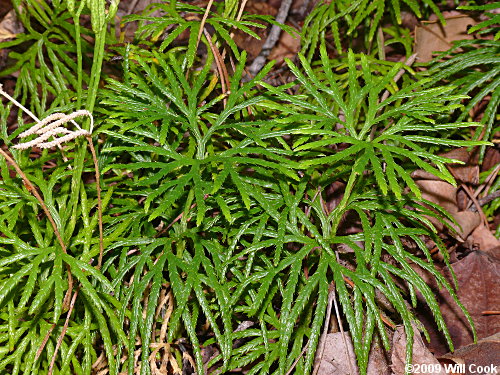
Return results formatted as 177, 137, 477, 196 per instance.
416, 251, 500, 355
391, 325, 446, 375
415, 12, 476, 62
440, 148, 479, 186
268, 31, 301, 64
0, 9, 23, 41
482, 148, 500, 173
233, 30, 266, 59
245, 1, 279, 17
440, 332, 500, 374
234, 1, 300, 63
231, 0, 278, 58
469, 225, 500, 258
415, 179, 481, 240
315, 332, 390, 375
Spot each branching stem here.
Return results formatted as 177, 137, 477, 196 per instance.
0, 148, 67, 253
0, 147, 74, 309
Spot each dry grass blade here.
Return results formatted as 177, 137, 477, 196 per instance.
149, 286, 175, 373
203, 28, 231, 106
35, 324, 56, 362
195, 0, 215, 53
312, 283, 335, 375
48, 288, 79, 375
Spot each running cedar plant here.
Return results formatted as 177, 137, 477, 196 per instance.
125, 0, 296, 67
458, 2, 500, 40
99, 39, 483, 374
301, 0, 444, 59
0, 0, 123, 374
423, 39, 500, 160
0, 0, 492, 374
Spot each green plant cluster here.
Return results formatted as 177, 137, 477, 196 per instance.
0, 0, 497, 374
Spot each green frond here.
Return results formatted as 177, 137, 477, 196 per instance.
301, 0, 444, 58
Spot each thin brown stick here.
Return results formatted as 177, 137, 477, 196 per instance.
35, 323, 56, 362
470, 189, 500, 212
235, 0, 249, 23
371, 53, 418, 140
479, 190, 500, 206
296, 0, 312, 18
470, 163, 500, 208
48, 288, 79, 375
247, 0, 293, 77
285, 341, 309, 375
332, 275, 355, 375
204, 28, 231, 90
87, 136, 104, 269
461, 184, 488, 226
195, 0, 215, 53
154, 194, 210, 238
0, 147, 74, 310
203, 28, 230, 106
342, 275, 395, 329
482, 310, 500, 315
380, 53, 418, 103
0, 148, 67, 253
220, 0, 250, 62
312, 282, 335, 375
480, 163, 500, 198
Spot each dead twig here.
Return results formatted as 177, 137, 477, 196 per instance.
195, 0, 215, 53
247, 0, 293, 77
380, 53, 418, 103
482, 310, 500, 315
220, 0, 249, 63
295, 0, 313, 18
312, 282, 336, 375
35, 324, 57, 362
0, 148, 67, 252
285, 341, 309, 375
469, 163, 500, 211
342, 275, 396, 329
461, 184, 489, 226
203, 28, 230, 106
85, 135, 104, 270
48, 288, 79, 375
470, 189, 500, 212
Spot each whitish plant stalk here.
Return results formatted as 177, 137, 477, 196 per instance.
0, 84, 105, 269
